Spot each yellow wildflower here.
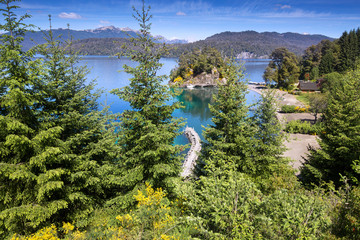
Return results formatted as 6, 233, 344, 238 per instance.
173, 76, 183, 83
62, 222, 74, 235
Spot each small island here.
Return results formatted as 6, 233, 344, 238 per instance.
169, 46, 227, 87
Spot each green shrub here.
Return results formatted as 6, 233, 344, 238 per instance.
333, 186, 360, 239
255, 188, 334, 239
285, 120, 323, 135
280, 105, 309, 113
280, 105, 297, 113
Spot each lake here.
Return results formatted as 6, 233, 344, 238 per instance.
80, 56, 269, 145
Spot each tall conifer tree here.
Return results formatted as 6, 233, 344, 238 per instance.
338, 30, 359, 72
0, 0, 42, 235
0, 2, 121, 236
110, 0, 184, 207
301, 67, 360, 186
32, 16, 122, 226
200, 59, 256, 175
252, 89, 289, 179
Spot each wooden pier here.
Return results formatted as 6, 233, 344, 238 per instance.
181, 127, 201, 178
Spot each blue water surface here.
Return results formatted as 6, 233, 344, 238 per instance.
80, 56, 269, 145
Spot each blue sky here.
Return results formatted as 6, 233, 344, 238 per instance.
7, 0, 360, 41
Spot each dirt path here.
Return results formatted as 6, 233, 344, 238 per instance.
283, 134, 319, 171
248, 84, 305, 107
248, 84, 319, 170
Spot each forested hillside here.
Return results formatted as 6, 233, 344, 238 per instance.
70, 37, 129, 56
59, 30, 333, 58
169, 31, 334, 58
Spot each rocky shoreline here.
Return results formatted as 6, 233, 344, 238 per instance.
169, 68, 226, 88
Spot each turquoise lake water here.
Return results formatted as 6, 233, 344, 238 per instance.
80, 56, 269, 145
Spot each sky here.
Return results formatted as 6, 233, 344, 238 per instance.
5, 0, 360, 42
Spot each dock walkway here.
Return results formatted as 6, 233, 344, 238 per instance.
181, 127, 201, 178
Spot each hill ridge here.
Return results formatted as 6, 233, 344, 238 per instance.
1, 28, 334, 58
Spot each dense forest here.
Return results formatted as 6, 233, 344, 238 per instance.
263, 28, 360, 89
1, 0, 360, 239
71, 37, 129, 56
298, 28, 360, 79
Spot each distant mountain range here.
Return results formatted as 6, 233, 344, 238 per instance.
3, 26, 334, 58
17, 25, 188, 50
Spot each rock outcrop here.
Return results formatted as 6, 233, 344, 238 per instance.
169, 68, 226, 88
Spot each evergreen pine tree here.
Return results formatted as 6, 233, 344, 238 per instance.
337, 30, 359, 72
251, 88, 289, 179
0, 2, 121, 236
0, 0, 42, 235
347, 30, 359, 70
319, 49, 336, 75
301, 66, 360, 186
338, 31, 349, 72
32, 16, 122, 225
0, 0, 39, 125
200, 58, 256, 175
110, 0, 184, 207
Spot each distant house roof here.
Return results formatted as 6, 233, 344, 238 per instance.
298, 80, 320, 91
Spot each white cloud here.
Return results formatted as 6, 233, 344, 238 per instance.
100, 20, 110, 24
274, 4, 292, 10
262, 9, 330, 18
281, 5, 291, 9
176, 11, 186, 16
58, 12, 82, 19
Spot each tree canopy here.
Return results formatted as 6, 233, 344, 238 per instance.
0, 1, 121, 236
170, 46, 226, 83
263, 47, 300, 89
299, 28, 360, 79
301, 66, 360, 186
109, 0, 185, 208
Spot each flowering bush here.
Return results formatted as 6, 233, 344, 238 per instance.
11, 183, 188, 240
184, 68, 193, 78
281, 105, 309, 113
11, 223, 86, 240
173, 76, 183, 83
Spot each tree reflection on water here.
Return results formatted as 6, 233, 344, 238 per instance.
176, 88, 216, 122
